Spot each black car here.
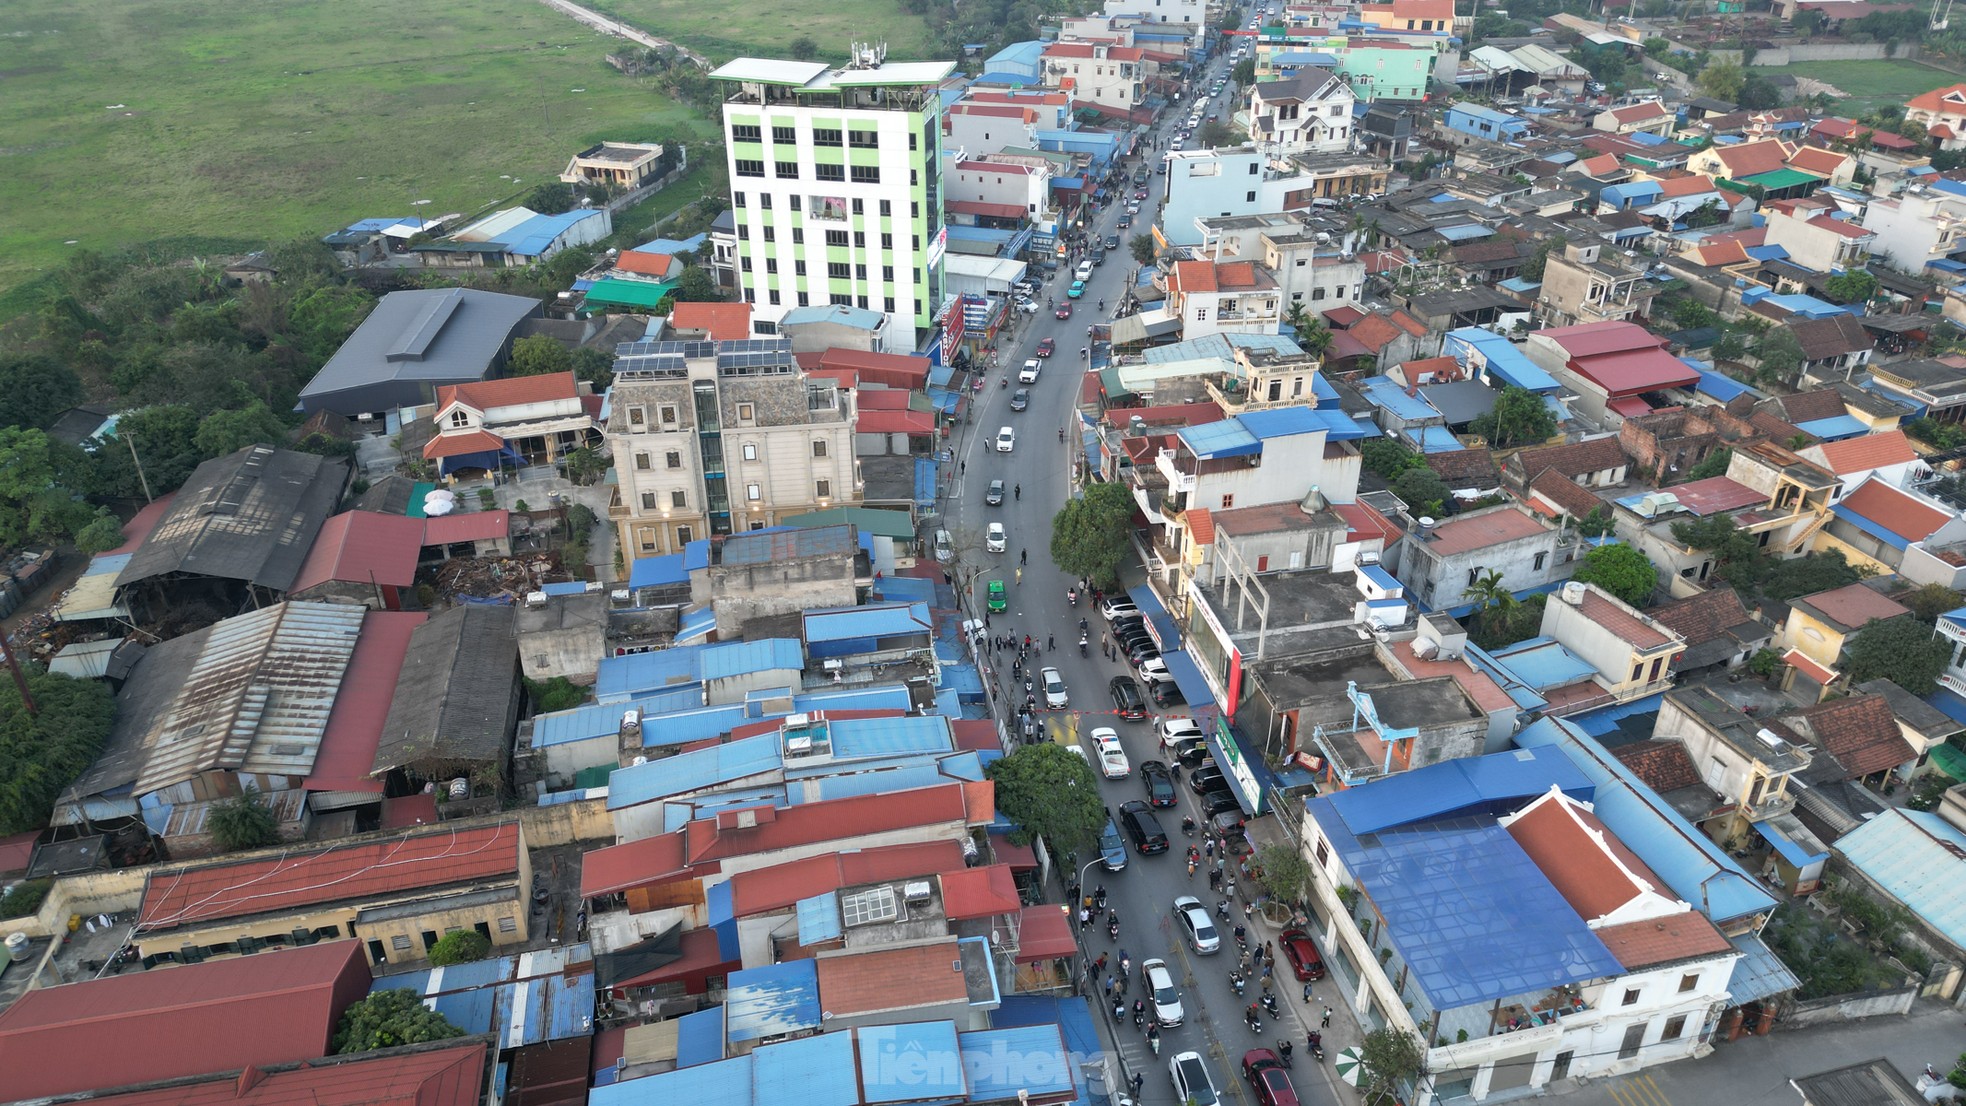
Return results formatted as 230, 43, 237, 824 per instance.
1010, 388, 1030, 412
1173, 738, 1213, 767
1141, 760, 1177, 807
1110, 676, 1148, 720
1190, 766, 1226, 794
1127, 641, 1162, 667
1200, 789, 1243, 818
1151, 680, 1185, 708
1105, 234, 1120, 250
1115, 628, 1155, 655
1090, 248, 1107, 266
1119, 800, 1169, 854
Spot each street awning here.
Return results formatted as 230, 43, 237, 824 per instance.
948, 200, 1026, 220
1205, 730, 1262, 816
1127, 584, 1172, 619
1162, 650, 1217, 710
1752, 817, 1828, 870
1016, 904, 1078, 963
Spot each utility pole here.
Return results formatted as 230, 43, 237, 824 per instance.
126, 429, 153, 503
0, 633, 36, 716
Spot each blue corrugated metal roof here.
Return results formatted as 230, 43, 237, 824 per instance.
1514, 716, 1779, 924
596, 648, 700, 702
874, 574, 938, 604
1436, 223, 1495, 242
1446, 328, 1560, 394
1179, 418, 1260, 459
675, 1006, 727, 1068
725, 959, 822, 1043
1488, 637, 1599, 691
1404, 425, 1463, 453
607, 732, 782, 810
502, 209, 607, 257
373, 945, 595, 1050
1795, 414, 1868, 441
676, 606, 717, 645
1239, 404, 1374, 441
1836, 809, 1966, 947
628, 553, 690, 588
1162, 650, 1216, 710
804, 602, 933, 644
915, 457, 938, 509
961, 1025, 1074, 1099
1753, 818, 1828, 868
531, 685, 708, 748
831, 715, 957, 759
1726, 931, 1801, 1004
860, 1022, 967, 1102
1314, 745, 1593, 836
754, 1031, 860, 1106
797, 892, 844, 944
992, 998, 1097, 1105
1694, 367, 1753, 401
701, 639, 805, 681
594, 1055, 752, 1106
1359, 375, 1444, 422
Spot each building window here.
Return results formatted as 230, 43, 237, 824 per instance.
854, 264, 867, 279
770, 124, 795, 142
851, 198, 863, 214
816, 479, 833, 498
640, 492, 656, 509
1632, 663, 1645, 683
742, 442, 758, 460
665, 490, 685, 509
736, 403, 755, 422
677, 525, 694, 544
747, 483, 761, 501
851, 164, 881, 184
828, 262, 851, 278
911, 201, 919, 218
628, 406, 646, 427
665, 451, 682, 469
813, 128, 842, 147
765, 258, 778, 274
497, 915, 519, 934
761, 226, 775, 243
826, 229, 849, 247
1662, 1014, 1688, 1041
815, 163, 845, 181
1622, 988, 1641, 1006
797, 291, 810, 306
813, 439, 828, 458
1468, 568, 1479, 587
792, 228, 804, 244
885, 296, 896, 311
735, 159, 765, 177
659, 406, 678, 425
736, 225, 749, 241
795, 260, 806, 276
1533, 551, 1547, 571
1246, 190, 1256, 202
731, 124, 761, 142
638, 527, 656, 552
1221, 494, 1234, 509
767, 289, 779, 305
880, 199, 892, 217
634, 453, 651, 471
789, 195, 801, 212
1314, 837, 1329, 867
1650, 656, 1665, 682
883, 265, 894, 281
1678, 973, 1699, 993
758, 193, 772, 210
853, 231, 866, 247
1312, 287, 1325, 301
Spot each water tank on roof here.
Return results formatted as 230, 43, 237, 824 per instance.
5, 933, 29, 963
1562, 581, 1587, 606
449, 778, 470, 800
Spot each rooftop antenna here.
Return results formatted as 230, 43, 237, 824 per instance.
848, 41, 888, 69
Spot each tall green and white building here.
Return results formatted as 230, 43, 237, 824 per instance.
711, 48, 954, 354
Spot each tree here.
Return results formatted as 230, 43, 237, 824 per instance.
0, 428, 97, 548
1253, 842, 1311, 906
428, 930, 493, 966
1232, 58, 1256, 85
571, 346, 615, 388
1130, 234, 1156, 265
1712, 330, 1748, 363
1357, 1027, 1426, 1105
1762, 550, 1860, 603
1572, 543, 1658, 607
1393, 467, 1449, 517
96, 405, 204, 498
1793, 8, 1827, 35
1520, 235, 1566, 282
0, 354, 84, 431
332, 989, 467, 1054
1470, 385, 1557, 448
1843, 616, 1951, 695
208, 789, 281, 852
669, 266, 723, 303
1464, 569, 1515, 619
1697, 60, 1745, 101
508, 334, 575, 377
984, 742, 1105, 856
0, 672, 116, 835
1361, 438, 1421, 480
525, 182, 578, 215
1684, 447, 1732, 482
1671, 514, 1766, 593
1737, 74, 1782, 110
1198, 120, 1235, 148
1753, 326, 1803, 384
1049, 482, 1134, 589
1577, 505, 1616, 538
789, 36, 819, 60
1902, 583, 1965, 624
194, 402, 289, 458
1669, 298, 1720, 332
74, 511, 126, 555
1824, 270, 1879, 306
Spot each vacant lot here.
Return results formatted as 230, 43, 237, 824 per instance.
1749, 58, 1956, 116
0, 0, 717, 297
585, 0, 935, 63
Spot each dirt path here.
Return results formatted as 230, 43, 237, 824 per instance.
532, 0, 710, 69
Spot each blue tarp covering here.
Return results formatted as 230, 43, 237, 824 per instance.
724, 959, 821, 1044
994, 997, 1099, 1106
1925, 686, 1966, 725
1754, 819, 1828, 868
1405, 425, 1463, 453
1314, 744, 1593, 836
629, 553, 690, 589
1487, 637, 1599, 692
914, 457, 939, 510
1694, 367, 1753, 402
1795, 414, 1869, 441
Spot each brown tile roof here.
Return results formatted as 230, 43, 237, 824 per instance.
1525, 468, 1604, 518
1650, 587, 1760, 649
1748, 409, 1808, 443
814, 941, 972, 1015
1835, 477, 1954, 545
1789, 315, 1873, 362
1792, 582, 1911, 633
439, 371, 580, 413
1186, 506, 1216, 545
1422, 505, 1551, 556
1504, 791, 1669, 921
1612, 739, 1705, 793
1806, 428, 1917, 475
1454, 238, 1529, 265
1576, 586, 1678, 650
1594, 911, 1736, 971
1775, 388, 1849, 424
1425, 448, 1503, 487
1172, 260, 1217, 293
1715, 138, 1793, 178
1779, 693, 1917, 779
1514, 436, 1630, 480
1344, 312, 1405, 353
1787, 146, 1849, 178
668, 301, 754, 341
1609, 101, 1673, 124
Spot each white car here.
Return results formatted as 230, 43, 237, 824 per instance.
987, 522, 1007, 553
1091, 727, 1130, 779
1158, 716, 1202, 748
996, 426, 1015, 452
1012, 297, 1040, 315
1075, 261, 1095, 281
1138, 656, 1173, 685
1041, 666, 1068, 709
1171, 1053, 1219, 1106
1101, 596, 1140, 621
1143, 957, 1184, 1026
1020, 358, 1041, 384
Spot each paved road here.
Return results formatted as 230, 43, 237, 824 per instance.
942, 47, 1348, 1106
532, 0, 709, 67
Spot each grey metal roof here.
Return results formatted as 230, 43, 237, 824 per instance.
298, 288, 540, 406
374, 604, 521, 774
1420, 380, 1500, 425
115, 446, 349, 593
1788, 1058, 1925, 1106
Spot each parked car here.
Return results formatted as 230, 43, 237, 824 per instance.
933, 529, 953, 563
1151, 680, 1185, 708
1101, 596, 1140, 621
1240, 1051, 1300, 1106
1199, 789, 1243, 818
1172, 898, 1221, 956
1099, 813, 1128, 871
1278, 927, 1327, 981
1140, 760, 1177, 807
1159, 716, 1202, 748
1138, 656, 1173, 685
1119, 800, 1168, 853
1110, 676, 1147, 720
1190, 766, 1225, 794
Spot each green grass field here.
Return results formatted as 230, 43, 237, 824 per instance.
1749, 58, 1957, 116
0, 0, 720, 298
584, 0, 936, 63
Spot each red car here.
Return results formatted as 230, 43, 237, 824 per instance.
1036, 337, 1056, 357
1055, 303, 1073, 320
1241, 1050, 1301, 1106
1278, 927, 1326, 981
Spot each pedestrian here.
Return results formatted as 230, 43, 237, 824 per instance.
1080, 907, 1092, 931
983, 613, 992, 630
960, 460, 966, 476
1048, 634, 1055, 652
1015, 568, 1023, 586
1204, 837, 1215, 859
1245, 900, 1255, 920
1264, 941, 1274, 965
1101, 633, 1109, 654
1208, 869, 1222, 890
1025, 635, 1033, 650
1104, 976, 1115, 997
1302, 982, 1315, 1004
1118, 973, 1129, 996
1321, 1006, 1333, 1028
1096, 953, 1109, 976
1260, 960, 1271, 980
1226, 879, 1237, 900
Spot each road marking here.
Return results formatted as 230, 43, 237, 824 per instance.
1604, 1073, 1672, 1106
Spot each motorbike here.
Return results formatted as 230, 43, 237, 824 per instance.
1132, 1000, 1146, 1028
1229, 972, 1245, 996
1277, 1041, 1294, 1069
1098, 298, 1106, 310
1244, 1009, 1263, 1034
970, 375, 984, 392
1234, 924, 1248, 951
1307, 1032, 1325, 1063
1079, 634, 1090, 657
1216, 899, 1231, 920
1181, 817, 1196, 837
1262, 992, 1280, 1018
1147, 1026, 1162, 1056
1067, 588, 1079, 606
1000, 376, 1008, 389
1108, 917, 1120, 941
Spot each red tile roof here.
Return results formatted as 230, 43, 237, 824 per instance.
422, 509, 511, 546
614, 251, 676, 277
1787, 147, 1848, 177
1657, 175, 1719, 198
727, 839, 965, 916
1422, 505, 1551, 556
292, 511, 426, 594
580, 831, 704, 897
1104, 401, 1226, 428
1186, 506, 1216, 546
1792, 582, 1911, 633
1784, 648, 1838, 684
1836, 477, 1953, 544
1594, 912, 1735, 971
87, 1043, 488, 1106
304, 610, 427, 795
858, 408, 936, 435
1780, 693, 1917, 779
1650, 588, 1760, 651
668, 301, 753, 341
1332, 500, 1403, 545
1608, 101, 1672, 124
422, 428, 508, 460
0, 940, 372, 1101
1611, 739, 1704, 793
1670, 476, 1766, 516
684, 782, 990, 865
139, 823, 522, 931
1714, 138, 1793, 178
941, 863, 1022, 920
1503, 790, 1669, 922
1908, 82, 1966, 115
1540, 321, 1665, 358
1172, 260, 1217, 293
1576, 586, 1677, 650
438, 372, 580, 413
817, 941, 972, 1013
1524, 468, 1604, 520
1804, 428, 1916, 475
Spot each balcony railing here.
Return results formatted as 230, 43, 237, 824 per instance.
1156, 449, 1196, 495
